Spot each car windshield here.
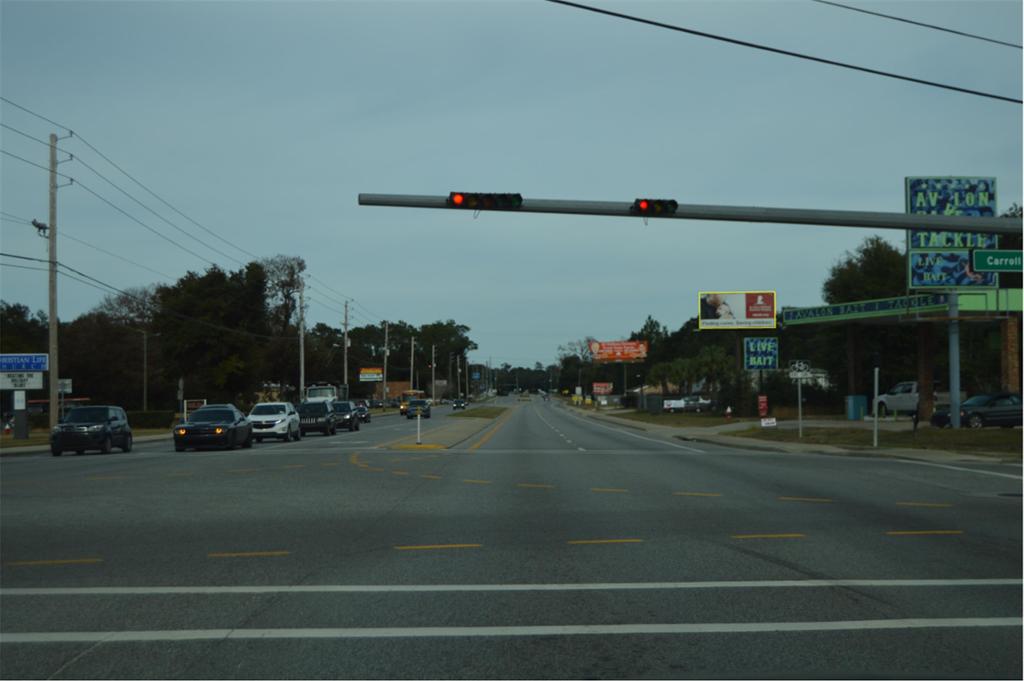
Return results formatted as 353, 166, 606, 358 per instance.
334, 403, 352, 412
251, 404, 285, 415
188, 409, 234, 423
409, 400, 427, 407
306, 387, 335, 399
298, 403, 327, 416
64, 407, 108, 423
962, 395, 993, 407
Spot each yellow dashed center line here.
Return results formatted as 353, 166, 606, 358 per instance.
4, 558, 103, 567
421, 474, 442, 480
282, 464, 305, 469
673, 491, 721, 497
320, 462, 339, 467
164, 472, 193, 477
885, 530, 963, 536
228, 469, 259, 474
365, 466, 385, 472
591, 487, 628, 494
568, 538, 644, 545
517, 483, 555, 489
778, 496, 833, 503
896, 502, 953, 508
207, 551, 290, 558
462, 479, 493, 485
731, 533, 806, 540
85, 476, 131, 481
391, 470, 410, 476
393, 544, 482, 551
468, 409, 517, 450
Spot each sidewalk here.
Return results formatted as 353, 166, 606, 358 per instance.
575, 407, 1018, 466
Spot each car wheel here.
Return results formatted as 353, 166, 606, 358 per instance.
877, 403, 888, 418
122, 434, 133, 453
256, 436, 263, 443
175, 445, 185, 452
51, 446, 62, 457
76, 449, 85, 455
295, 427, 302, 441
968, 414, 984, 429
243, 432, 253, 449
100, 436, 112, 454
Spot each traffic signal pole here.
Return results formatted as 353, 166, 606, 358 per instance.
357, 194, 1020, 235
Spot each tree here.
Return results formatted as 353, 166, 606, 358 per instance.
822, 236, 904, 304
647, 361, 673, 395
260, 255, 306, 335
94, 286, 157, 327
0, 301, 47, 353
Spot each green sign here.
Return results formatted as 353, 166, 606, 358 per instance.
972, 249, 1022, 273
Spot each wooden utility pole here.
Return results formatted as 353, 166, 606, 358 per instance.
48, 133, 59, 428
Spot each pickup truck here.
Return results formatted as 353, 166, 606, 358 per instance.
875, 381, 963, 416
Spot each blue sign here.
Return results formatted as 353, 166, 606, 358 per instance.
471, 371, 481, 380
0, 353, 49, 372
906, 177, 999, 289
743, 337, 778, 370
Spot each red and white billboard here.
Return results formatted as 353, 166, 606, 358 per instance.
592, 382, 613, 395
589, 340, 649, 362
698, 291, 777, 330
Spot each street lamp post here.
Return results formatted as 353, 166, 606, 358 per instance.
129, 329, 159, 411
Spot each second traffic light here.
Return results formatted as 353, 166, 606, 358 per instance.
447, 192, 524, 211
631, 198, 678, 216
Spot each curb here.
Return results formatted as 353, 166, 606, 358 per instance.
1, 433, 172, 458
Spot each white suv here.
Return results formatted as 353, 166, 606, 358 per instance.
249, 402, 301, 442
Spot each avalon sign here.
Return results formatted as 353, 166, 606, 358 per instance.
972, 249, 1022, 273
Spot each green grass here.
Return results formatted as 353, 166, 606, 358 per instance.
734, 426, 1022, 457
449, 407, 507, 419
1, 428, 170, 450
615, 411, 755, 427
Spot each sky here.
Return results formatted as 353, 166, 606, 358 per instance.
2, 0, 1021, 369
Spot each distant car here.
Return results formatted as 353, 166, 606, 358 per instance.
299, 401, 337, 436
387, 398, 400, 408
174, 404, 252, 452
931, 393, 1022, 428
682, 396, 713, 413
332, 400, 361, 431
406, 399, 431, 419
354, 404, 371, 423
51, 405, 133, 457
249, 402, 301, 442
452, 398, 466, 410
369, 400, 384, 409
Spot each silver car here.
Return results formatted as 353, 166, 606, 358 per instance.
249, 402, 301, 442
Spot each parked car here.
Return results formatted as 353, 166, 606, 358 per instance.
931, 393, 1022, 428
354, 403, 371, 423
332, 401, 361, 431
452, 398, 467, 410
51, 405, 132, 457
249, 402, 301, 442
299, 400, 337, 436
877, 381, 963, 417
174, 404, 252, 452
406, 399, 431, 419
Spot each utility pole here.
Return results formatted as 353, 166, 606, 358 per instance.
431, 344, 436, 401
47, 133, 58, 429
382, 321, 389, 402
949, 293, 962, 428
298, 280, 306, 400
410, 335, 415, 390
342, 301, 349, 399
456, 355, 461, 398
142, 331, 148, 411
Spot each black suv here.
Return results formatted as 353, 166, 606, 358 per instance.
332, 401, 361, 431
51, 405, 132, 456
299, 401, 337, 436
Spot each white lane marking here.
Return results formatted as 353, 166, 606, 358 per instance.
2, 618, 1018, 643
893, 459, 1023, 481
3, 578, 1019, 596
558, 407, 705, 453
578, 447, 586, 451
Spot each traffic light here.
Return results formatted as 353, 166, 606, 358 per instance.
631, 198, 678, 216
447, 192, 523, 211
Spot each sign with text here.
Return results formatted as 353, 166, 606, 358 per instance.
589, 340, 648, 362
58, 379, 73, 394
758, 395, 769, 418
760, 417, 777, 428
743, 337, 779, 370
359, 367, 384, 382
592, 382, 613, 395
698, 292, 776, 329
0, 372, 42, 390
783, 294, 949, 325
972, 249, 1022, 273
0, 353, 49, 372
906, 177, 999, 289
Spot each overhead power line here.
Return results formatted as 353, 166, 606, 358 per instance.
811, 0, 1022, 49
545, 0, 1022, 104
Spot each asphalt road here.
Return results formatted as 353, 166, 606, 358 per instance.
1, 396, 1021, 679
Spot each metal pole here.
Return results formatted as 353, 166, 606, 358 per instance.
357, 194, 1021, 236
431, 344, 436, 402
949, 292, 962, 428
142, 331, 148, 412
416, 412, 421, 445
342, 301, 349, 399
410, 335, 415, 391
298, 281, 305, 399
382, 321, 389, 402
48, 133, 59, 430
873, 366, 879, 448
797, 378, 803, 439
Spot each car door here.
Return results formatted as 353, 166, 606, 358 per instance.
989, 396, 1019, 426
113, 408, 127, 447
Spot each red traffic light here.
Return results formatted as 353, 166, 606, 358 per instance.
631, 198, 678, 216
447, 192, 523, 211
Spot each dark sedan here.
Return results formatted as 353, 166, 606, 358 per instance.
354, 404, 371, 423
406, 399, 431, 419
332, 401, 361, 431
51, 406, 132, 456
452, 398, 466, 410
931, 393, 1022, 428
174, 404, 253, 451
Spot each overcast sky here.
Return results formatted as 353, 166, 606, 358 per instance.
2, 0, 1021, 368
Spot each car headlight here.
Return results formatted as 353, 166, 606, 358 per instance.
272, 418, 284, 425
214, 427, 225, 434
51, 426, 60, 433
88, 424, 105, 432
176, 427, 187, 436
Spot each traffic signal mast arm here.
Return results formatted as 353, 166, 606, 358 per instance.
357, 193, 1021, 236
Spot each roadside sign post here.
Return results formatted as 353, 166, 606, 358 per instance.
416, 412, 421, 445
873, 366, 880, 448
789, 360, 810, 439
12, 390, 28, 440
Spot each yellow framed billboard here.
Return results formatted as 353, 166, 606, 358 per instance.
698, 291, 777, 330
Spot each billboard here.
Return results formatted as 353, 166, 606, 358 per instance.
698, 291, 776, 329
592, 382, 613, 395
589, 340, 648, 362
359, 367, 384, 382
905, 177, 999, 289
743, 337, 779, 370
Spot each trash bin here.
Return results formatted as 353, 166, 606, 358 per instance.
845, 395, 867, 421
